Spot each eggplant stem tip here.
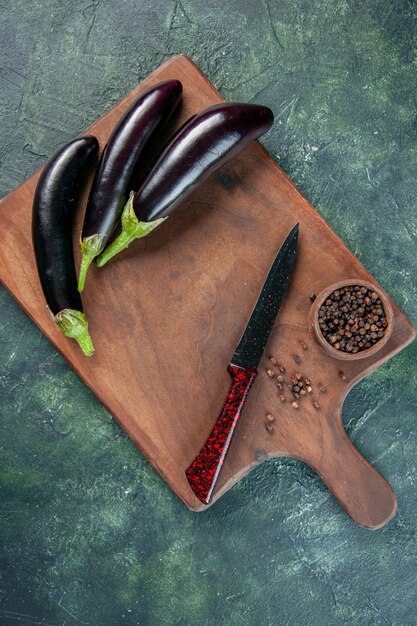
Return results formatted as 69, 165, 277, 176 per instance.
78, 234, 106, 292
54, 309, 94, 356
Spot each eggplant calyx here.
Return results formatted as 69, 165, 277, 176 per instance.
96, 192, 166, 267
53, 309, 95, 356
78, 234, 107, 292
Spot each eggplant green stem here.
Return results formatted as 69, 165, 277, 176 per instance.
96, 192, 166, 267
78, 234, 106, 292
54, 309, 94, 356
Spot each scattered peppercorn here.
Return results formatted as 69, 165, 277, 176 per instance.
287, 374, 312, 401
318, 384, 327, 393
300, 340, 308, 350
291, 401, 299, 409
317, 284, 387, 353
293, 355, 301, 364
265, 423, 274, 433
339, 370, 347, 381
310, 293, 317, 302
269, 356, 277, 365
279, 394, 286, 402
279, 365, 286, 374
312, 401, 320, 410
266, 369, 274, 377
266, 413, 275, 422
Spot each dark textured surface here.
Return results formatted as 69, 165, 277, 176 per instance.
1, 1, 416, 624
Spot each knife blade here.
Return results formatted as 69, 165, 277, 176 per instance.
185, 223, 299, 504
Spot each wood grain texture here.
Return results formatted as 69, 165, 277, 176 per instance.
0, 55, 414, 528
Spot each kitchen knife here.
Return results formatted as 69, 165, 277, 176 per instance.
186, 223, 299, 504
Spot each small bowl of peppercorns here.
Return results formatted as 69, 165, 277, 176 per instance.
309, 279, 393, 360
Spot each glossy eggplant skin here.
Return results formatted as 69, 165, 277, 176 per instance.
81, 80, 183, 245
96, 102, 273, 267
134, 102, 274, 222
33, 135, 98, 315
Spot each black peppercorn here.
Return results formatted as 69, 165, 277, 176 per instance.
318, 285, 387, 353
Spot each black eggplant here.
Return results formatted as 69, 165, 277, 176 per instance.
78, 79, 183, 291
96, 102, 274, 266
32, 135, 99, 355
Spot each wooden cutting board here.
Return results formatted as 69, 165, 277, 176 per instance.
0, 55, 414, 529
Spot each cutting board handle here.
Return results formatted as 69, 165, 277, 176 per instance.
309, 413, 397, 529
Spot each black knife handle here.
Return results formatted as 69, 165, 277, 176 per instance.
185, 363, 257, 504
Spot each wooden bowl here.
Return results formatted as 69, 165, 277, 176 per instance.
309, 279, 394, 360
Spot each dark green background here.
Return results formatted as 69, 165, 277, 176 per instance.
1, 1, 416, 624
